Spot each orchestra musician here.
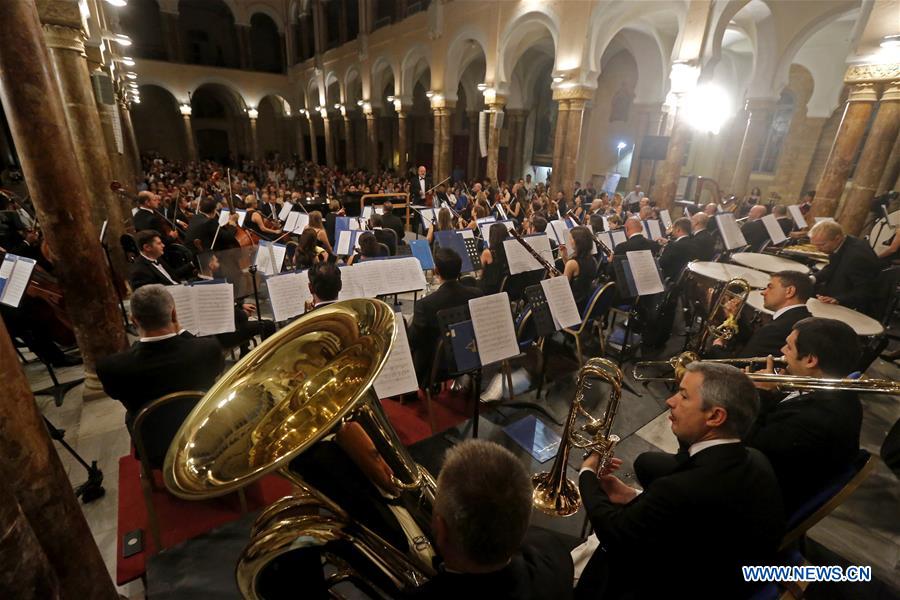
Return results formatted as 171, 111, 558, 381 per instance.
808, 220, 880, 312
369, 214, 397, 256
657, 217, 697, 282
184, 197, 239, 253
133, 191, 179, 241
128, 230, 195, 289
243, 195, 282, 240
307, 262, 342, 309
740, 205, 769, 251
480, 223, 510, 295
411, 165, 433, 204
427, 207, 455, 245
576, 363, 783, 599
348, 232, 388, 265
612, 217, 660, 256
380, 201, 406, 245
560, 226, 598, 311
690, 213, 717, 261
306, 211, 334, 257
294, 229, 327, 270
773, 204, 794, 235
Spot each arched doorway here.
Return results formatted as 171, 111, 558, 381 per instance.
132, 84, 185, 160
190, 83, 247, 164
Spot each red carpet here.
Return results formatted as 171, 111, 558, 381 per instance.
380, 386, 474, 445
116, 454, 292, 585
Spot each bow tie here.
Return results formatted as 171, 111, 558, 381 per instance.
419, 177, 425, 180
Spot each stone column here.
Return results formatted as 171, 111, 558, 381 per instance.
515, 110, 527, 180
120, 101, 142, 177
467, 110, 479, 180
729, 97, 776, 198
485, 98, 506, 185
878, 125, 900, 196
838, 81, 900, 235
182, 113, 197, 162
397, 110, 408, 172
159, 10, 182, 62
249, 116, 259, 160
431, 107, 442, 182
505, 110, 522, 181
655, 107, 694, 211
295, 116, 307, 160
716, 106, 750, 189
811, 84, 878, 219
439, 105, 454, 185
40, 21, 128, 278
307, 115, 319, 164
343, 114, 355, 168
550, 99, 570, 196
322, 114, 335, 167
365, 110, 378, 172
556, 89, 592, 201
0, 478, 60, 599
0, 1, 122, 597
236, 24, 252, 69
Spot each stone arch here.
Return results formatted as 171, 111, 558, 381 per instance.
443, 25, 489, 98
586, 2, 683, 77
247, 3, 285, 32
177, 0, 241, 69
400, 44, 432, 98
497, 8, 560, 85
119, 0, 166, 60
190, 82, 249, 162
371, 55, 399, 102
612, 27, 668, 103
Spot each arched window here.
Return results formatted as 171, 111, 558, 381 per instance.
250, 13, 283, 73
753, 91, 794, 174
120, 0, 166, 60
178, 0, 240, 69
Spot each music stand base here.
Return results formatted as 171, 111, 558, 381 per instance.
43, 417, 105, 503
33, 363, 85, 407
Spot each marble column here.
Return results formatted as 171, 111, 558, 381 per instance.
432, 108, 442, 182
485, 99, 506, 185
307, 115, 319, 164
877, 121, 900, 196
249, 116, 259, 160
322, 115, 335, 167
439, 105, 454, 185
397, 110, 408, 172
812, 84, 878, 219
366, 111, 378, 172
505, 110, 522, 181
515, 110, 528, 180
654, 106, 693, 211
839, 82, 900, 235
236, 24, 252, 69
182, 114, 197, 161
41, 22, 128, 279
343, 114, 355, 168
730, 97, 776, 198
550, 99, 570, 196
467, 110, 479, 180
560, 94, 591, 202
120, 102, 142, 178
159, 10, 182, 62
0, 2, 122, 594
296, 116, 307, 160
0, 477, 60, 599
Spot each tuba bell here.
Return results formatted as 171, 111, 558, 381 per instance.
164, 299, 437, 599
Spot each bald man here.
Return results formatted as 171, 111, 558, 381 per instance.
740, 204, 770, 250
809, 220, 880, 312
691, 213, 717, 261
613, 216, 660, 256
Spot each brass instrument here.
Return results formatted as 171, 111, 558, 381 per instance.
533, 358, 624, 517
764, 243, 829, 264
633, 351, 787, 382
690, 278, 751, 353
509, 228, 562, 276
164, 299, 438, 599
632, 351, 900, 393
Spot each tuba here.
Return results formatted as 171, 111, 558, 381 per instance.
164, 299, 437, 599
532, 358, 624, 517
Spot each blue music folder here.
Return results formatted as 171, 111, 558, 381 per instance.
434, 230, 474, 273
503, 415, 562, 463
409, 239, 435, 271
448, 320, 480, 372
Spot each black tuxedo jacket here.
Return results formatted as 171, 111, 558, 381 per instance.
814, 235, 880, 312
747, 389, 862, 513
184, 213, 236, 252
411, 174, 434, 202
412, 529, 574, 600
408, 280, 483, 384
691, 228, 717, 261
658, 236, 696, 282
96, 335, 223, 431
612, 234, 660, 257
133, 207, 167, 233
577, 443, 783, 599
736, 305, 810, 358
381, 212, 406, 244
128, 255, 192, 290
741, 219, 769, 251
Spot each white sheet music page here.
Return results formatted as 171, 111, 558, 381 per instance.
338, 266, 366, 300
356, 261, 389, 296
235, 210, 248, 227
167, 284, 199, 335
541, 276, 582, 330
267, 272, 309, 322
194, 282, 236, 336
390, 257, 427, 292
373, 316, 418, 398
503, 238, 542, 274
602, 216, 610, 231
761, 214, 787, 245
278, 202, 294, 221
0, 254, 15, 304
716, 213, 747, 250
336, 230, 354, 256
0, 255, 35, 308
787, 205, 806, 228
469, 292, 519, 366
218, 209, 231, 226
421, 209, 438, 226
292, 213, 310, 233
659, 209, 673, 230
254, 241, 286, 276
626, 250, 665, 296
362, 206, 374, 220
458, 229, 475, 239
645, 219, 664, 241
611, 230, 627, 246
549, 220, 570, 245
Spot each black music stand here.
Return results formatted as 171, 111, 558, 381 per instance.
43, 416, 105, 503
523, 285, 560, 399
435, 305, 484, 438
32, 361, 85, 407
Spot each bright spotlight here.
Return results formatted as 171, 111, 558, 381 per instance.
616, 141, 627, 150
682, 84, 732, 135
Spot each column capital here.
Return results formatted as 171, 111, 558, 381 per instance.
847, 83, 879, 103
41, 23, 85, 54
36, 0, 83, 29
845, 63, 900, 84
881, 81, 900, 102
552, 85, 594, 102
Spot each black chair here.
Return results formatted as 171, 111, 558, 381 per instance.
120, 233, 139, 262
374, 228, 398, 256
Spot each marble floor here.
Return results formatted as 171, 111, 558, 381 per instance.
24, 287, 900, 599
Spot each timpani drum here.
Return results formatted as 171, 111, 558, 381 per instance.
806, 299, 884, 337
730, 252, 810, 275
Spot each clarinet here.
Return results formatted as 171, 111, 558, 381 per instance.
568, 209, 613, 257
509, 229, 561, 277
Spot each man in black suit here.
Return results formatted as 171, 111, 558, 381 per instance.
184, 197, 238, 253
773, 204, 795, 235
740, 204, 770, 251
414, 439, 574, 599
97, 284, 224, 434
690, 212, 717, 261
410, 165, 433, 205
657, 217, 696, 282
576, 362, 783, 599
711, 270, 812, 359
612, 217, 660, 256
128, 230, 195, 289
133, 191, 178, 241
809, 220, 881, 312
747, 317, 863, 513
380, 200, 407, 245
408, 247, 482, 386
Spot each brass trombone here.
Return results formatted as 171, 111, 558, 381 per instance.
689, 278, 751, 353
632, 351, 900, 394
532, 358, 624, 517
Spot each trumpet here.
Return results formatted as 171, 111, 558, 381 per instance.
632, 351, 900, 394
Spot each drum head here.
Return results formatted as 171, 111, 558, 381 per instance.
868, 209, 899, 250
806, 299, 884, 336
731, 252, 810, 274
687, 261, 770, 289
746, 290, 774, 315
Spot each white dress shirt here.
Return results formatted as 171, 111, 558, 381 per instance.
140, 252, 178, 284
139, 332, 178, 343
771, 303, 806, 321
687, 438, 741, 457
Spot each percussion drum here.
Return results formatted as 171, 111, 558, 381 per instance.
806, 299, 884, 337
731, 252, 810, 275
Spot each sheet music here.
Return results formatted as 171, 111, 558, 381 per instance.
598, 231, 615, 251
167, 284, 199, 335
787, 205, 806, 228
194, 282, 236, 336
278, 202, 294, 221
356, 260, 389, 296
420, 208, 438, 226
761, 214, 787, 245
503, 234, 552, 275
469, 292, 519, 366
0, 255, 35, 308
611, 230, 627, 246
459, 228, 475, 239
626, 250, 665, 296
235, 210, 247, 227
500, 220, 516, 232
266, 272, 310, 322
338, 266, 366, 300
541, 276, 582, 330
645, 219, 664, 241
292, 212, 310, 233
659, 209, 673, 230
373, 316, 418, 398
389, 257, 427, 292
0, 254, 15, 300
336, 230, 355, 256
601, 216, 610, 231
476, 216, 496, 230
716, 213, 747, 250
218, 209, 231, 226
362, 206, 374, 220
254, 241, 286, 276
548, 220, 570, 245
